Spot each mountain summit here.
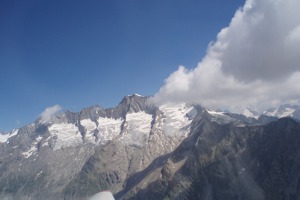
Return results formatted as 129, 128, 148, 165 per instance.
0, 95, 300, 200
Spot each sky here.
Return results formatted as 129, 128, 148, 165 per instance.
153, 0, 300, 112
0, 0, 245, 131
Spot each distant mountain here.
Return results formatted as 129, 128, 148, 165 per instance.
0, 95, 300, 200
243, 107, 260, 119
128, 112, 300, 200
263, 104, 300, 120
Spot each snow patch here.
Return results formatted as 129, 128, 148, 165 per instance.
207, 109, 235, 124
36, 171, 43, 176
22, 135, 45, 158
159, 104, 194, 137
22, 144, 38, 158
186, 107, 198, 119
36, 136, 43, 142
97, 117, 123, 144
129, 93, 144, 97
263, 105, 297, 118
263, 109, 277, 117
121, 112, 152, 146
48, 123, 82, 151
80, 119, 97, 143
207, 110, 225, 116
277, 107, 295, 118
0, 129, 18, 143
243, 108, 259, 119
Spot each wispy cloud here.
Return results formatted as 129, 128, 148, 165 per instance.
40, 105, 62, 123
153, 0, 300, 112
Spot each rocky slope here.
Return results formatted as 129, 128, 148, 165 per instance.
0, 95, 299, 200
128, 111, 300, 200
0, 94, 198, 199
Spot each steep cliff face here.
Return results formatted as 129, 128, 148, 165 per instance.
129, 112, 300, 200
0, 95, 299, 200
0, 95, 199, 199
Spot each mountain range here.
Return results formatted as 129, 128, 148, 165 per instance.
1, 94, 300, 200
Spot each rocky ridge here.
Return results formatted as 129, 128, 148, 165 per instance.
0, 95, 299, 200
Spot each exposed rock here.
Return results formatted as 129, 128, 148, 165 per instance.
0, 96, 299, 200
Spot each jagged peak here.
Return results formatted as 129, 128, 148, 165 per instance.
243, 107, 260, 119
128, 93, 145, 98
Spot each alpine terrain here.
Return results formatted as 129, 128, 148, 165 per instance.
1, 94, 300, 200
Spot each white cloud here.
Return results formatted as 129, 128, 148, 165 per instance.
40, 105, 62, 123
153, 0, 300, 112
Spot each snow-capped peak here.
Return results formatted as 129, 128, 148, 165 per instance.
263, 104, 300, 118
243, 107, 260, 119
128, 93, 144, 98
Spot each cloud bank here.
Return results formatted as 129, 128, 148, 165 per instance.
40, 105, 62, 123
153, 0, 300, 112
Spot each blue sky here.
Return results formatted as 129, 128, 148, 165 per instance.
0, 0, 245, 131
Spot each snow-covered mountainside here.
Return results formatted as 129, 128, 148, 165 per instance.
263, 104, 300, 119
243, 107, 260, 119
0, 95, 299, 200
0, 129, 18, 143
0, 94, 201, 199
